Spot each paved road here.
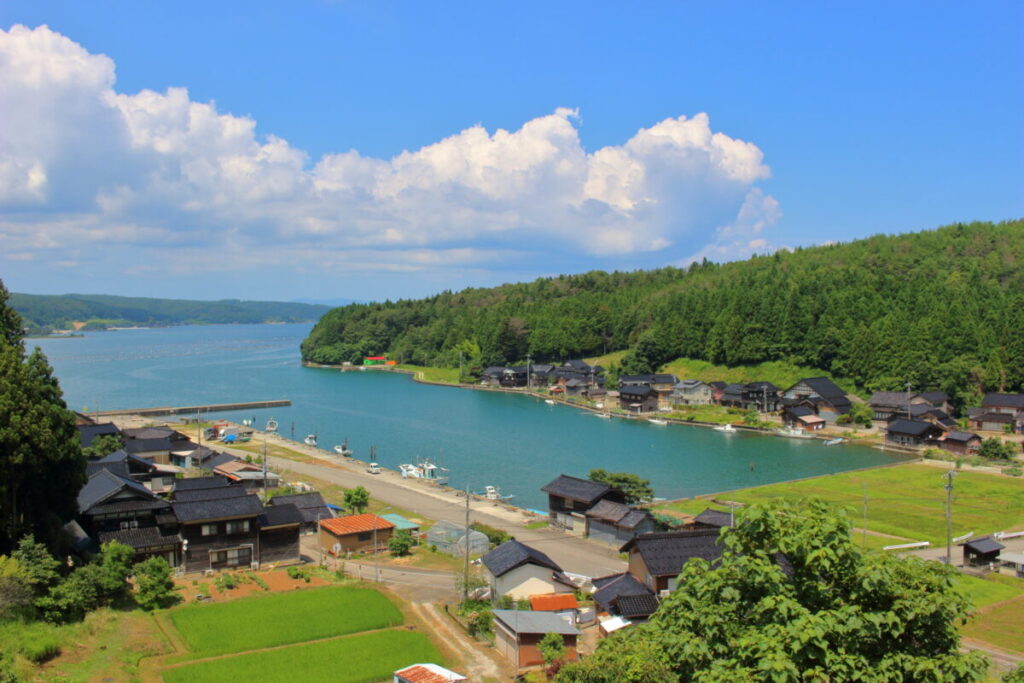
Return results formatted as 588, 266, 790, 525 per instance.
260, 450, 627, 578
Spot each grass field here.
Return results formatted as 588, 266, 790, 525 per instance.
963, 595, 1024, 655
657, 463, 1024, 544
169, 586, 402, 657
163, 629, 443, 683
955, 573, 1024, 609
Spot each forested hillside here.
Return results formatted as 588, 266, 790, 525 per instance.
11, 293, 330, 333
302, 220, 1024, 406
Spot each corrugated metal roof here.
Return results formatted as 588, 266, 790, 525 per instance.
492, 609, 578, 635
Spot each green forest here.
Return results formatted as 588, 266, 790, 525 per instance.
10, 293, 330, 334
301, 219, 1024, 408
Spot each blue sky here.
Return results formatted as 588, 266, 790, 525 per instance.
0, 1, 1021, 302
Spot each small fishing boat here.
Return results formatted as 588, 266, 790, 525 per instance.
481, 485, 514, 501
775, 426, 814, 439
544, 399, 556, 405
399, 458, 448, 484
714, 423, 737, 433
648, 418, 668, 426
333, 439, 353, 456
265, 418, 278, 433
824, 437, 845, 446
594, 412, 611, 419
304, 434, 318, 447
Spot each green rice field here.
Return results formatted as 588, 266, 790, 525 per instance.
658, 463, 1024, 545
169, 586, 402, 657
162, 629, 442, 683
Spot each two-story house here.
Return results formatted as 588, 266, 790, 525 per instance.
782, 377, 851, 423
482, 540, 576, 601
174, 494, 264, 572
620, 528, 723, 593
671, 379, 712, 406
541, 474, 625, 533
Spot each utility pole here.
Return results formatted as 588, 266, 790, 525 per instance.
862, 482, 868, 549
945, 470, 956, 565
459, 350, 463, 383
905, 381, 914, 420
463, 484, 471, 601
526, 353, 532, 392
262, 437, 268, 500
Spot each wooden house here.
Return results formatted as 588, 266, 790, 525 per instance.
541, 474, 625, 532
482, 540, 576, 600
492, 609, 578, 669
174, 494, 264, 572
708, 381, 727, 403
963, 537, 1005, 567
584, 499, 657, 546
671, 379, 712, 406
868, 391, 932, 421
620, 374, 677, 410
618, 384, 657, 412
590, 572, 658, 621
256, 503, 303, 566
885, 419, 944, 447
782, 405, 825, 431
935, 430, 982, 456
620, 528, 723, 592
481, 366, 506, 387
782, 377, 851, 423
319, 514, 394, 555
970, 393, 1024, 433
500, 366, 529, 387
267, 492, 334, 534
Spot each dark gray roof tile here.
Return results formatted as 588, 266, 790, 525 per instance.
482, 539, 562, 577
542, 475, 612, 504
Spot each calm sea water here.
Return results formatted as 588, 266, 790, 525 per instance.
33, 323, 906, 510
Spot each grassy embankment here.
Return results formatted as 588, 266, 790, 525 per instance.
656, 462, 1024, 546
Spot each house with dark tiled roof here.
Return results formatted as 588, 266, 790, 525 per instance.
268, 492, 334, 534
781, 404, 825, 431
783, 377, 851, 423
885, 418, 944, 447
584, 499, 656, 546
970, 393, 1024, 433
76, 422, 121, 449
618, 384, 657, 413
868, 391, 932, 421
482, 539, 575, 600
171, 474, 233, 492
500, 366, 529, 388
174, 494, 264, 571
621, 528, 723, 593
86, 449, 161, 486
529, 364, 556, 386
935, 430, 982, 456
691, 507, 733, 529
619, 374, 677, 410
78, 469, 179, 566
591, 571, 657, 620
541, 474, 625, 532
256, 503, 303, 566
481, 366, 506, 387
173, 483, 250, 503
319, 514, 394, 555
719, 383, 746, 408
671, 379, 712, 406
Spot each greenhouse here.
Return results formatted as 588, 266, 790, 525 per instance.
426, 520, 490, 557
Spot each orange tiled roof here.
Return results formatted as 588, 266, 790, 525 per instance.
530, 593, 579, 611
394, 664, 465, 683
214, 460, 259, 474
320, 514, 395, 536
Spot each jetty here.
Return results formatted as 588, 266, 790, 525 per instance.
88, 399, 290, 418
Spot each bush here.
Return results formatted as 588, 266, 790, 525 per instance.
214, 574, 237, 591
470, 522, 509, 547
133, 556, 177, 610
21, 637, 60, 664
389, 530, 414, 557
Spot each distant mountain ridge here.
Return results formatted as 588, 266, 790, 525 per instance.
11, 292, 331, 333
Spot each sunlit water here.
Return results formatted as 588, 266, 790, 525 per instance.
33, 323, 907, 510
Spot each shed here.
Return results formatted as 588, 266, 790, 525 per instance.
530, 593, 579, 624
319, 514, 394, 555
492, 609, 579, 669
425, 520, 489, 557
963, 536, 1005, 567
381, 513, 421, 533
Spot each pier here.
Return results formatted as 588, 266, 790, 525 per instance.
88, 399, 291, 418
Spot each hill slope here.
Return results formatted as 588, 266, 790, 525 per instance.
12, 293, 330, 332
301, 219, 1024, 406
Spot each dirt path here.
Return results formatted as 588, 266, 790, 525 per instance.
408, 602, 507, 682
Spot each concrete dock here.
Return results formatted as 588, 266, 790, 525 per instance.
88, 399, 290, 418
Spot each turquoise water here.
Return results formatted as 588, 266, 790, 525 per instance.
33, 323, 906, 510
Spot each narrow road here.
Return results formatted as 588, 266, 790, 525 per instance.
259, 450, 627, 578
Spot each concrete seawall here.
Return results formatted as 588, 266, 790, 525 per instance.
88, 399, 291, 417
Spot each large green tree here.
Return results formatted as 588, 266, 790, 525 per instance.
558, 499, 987, 682
588, 469, 655, 504
0, 280, 86, 554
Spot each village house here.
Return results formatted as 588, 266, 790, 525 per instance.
255, 503, 303, 566
393, 664, 467, 683
584, 499, 657, 546
621, 528, 723, 593
969, 393, 1024, 433
963, 537, 1005, 567
782, 377, 852, 423
529, 364, 556, 386
492, 609, 579, 670
618, 384, 658, 413
319, 514, 395, 555
212, 459, 282, 489
619, 374, 678, 410
897, 404, 958, 430
885, 418, 945, 447
500, 366, 529, 388
122, 426, 192, 465
744, 381, 781, 412
671, 379, 712, 406
934, 430, 982, 456
174, 494, 264, 572
719, 383, 746, 408
868, 391, 933, 421
690, 507, 734, 530
707, 381, 727, 403
591, 571, 658, 622
529, 593, 580, 625
482, 539, 576, 600
541, 474, 626, 533
85, 449, 174, 492
781, 405, 825, 431
268, 491, 335, 534
481, 366, 505, 387
76, 421, 121, 448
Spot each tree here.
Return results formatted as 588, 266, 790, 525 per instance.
0, 279, 86, 554
561, 499, 988, 682
343, 486, 370, 514
0, 555, 32, 620
133, 556, 177, 610
388, 529, 414, 557
979, 437, 1016, 461
82, 433, 124, 459
588, 470, 654, 505
837, 402, 873, 427
539, 631, 566, 667
556, 632, 673, 683
10, 535, 61, 598
36, 541, 134, 622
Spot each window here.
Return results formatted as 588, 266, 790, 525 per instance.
201, 524, 218, 536
357, 532, 372, 542
226, 520, 250, 534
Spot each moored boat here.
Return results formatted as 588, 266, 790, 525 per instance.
333, 438, 353, 456
544, 399, 555, 405
265, 418, 278, 432
594, 412, 611, 419
399, 458, 448, 484
824, 437, 845, 446
304, 433, 318, 447
775, 426, 814, 439
714, 423, 737, 433
481, 485, 514, 501
648, 418, 668, 426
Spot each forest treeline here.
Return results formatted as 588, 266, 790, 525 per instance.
11, 293, 330, 333
301, 219, 1024, 407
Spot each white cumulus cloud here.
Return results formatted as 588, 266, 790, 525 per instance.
0, 24, 780, 297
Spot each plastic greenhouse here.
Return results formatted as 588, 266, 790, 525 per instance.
426, 520, 490, 557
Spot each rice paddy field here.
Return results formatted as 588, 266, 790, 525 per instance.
657, 462, 1024, 545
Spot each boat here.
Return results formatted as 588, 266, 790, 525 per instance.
399, 458, 448, 484
714, 423, 737, 433
366, 462, 381, 474
304, 434, 318, 447
648, 418, 668, 426
594, 412, 611, 419
824, 437, 845, 446
481, 485, 514, 502
544, 399, 555, 405
775, 426, 815, 439
333, 439, 353, 456
241, 418, 253, 427
265, 418, 278, 433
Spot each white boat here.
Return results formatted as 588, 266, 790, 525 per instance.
304, 434, 318, 447
265, 418, 278, 433
648, 418, 668, 426
714, 423, 737, 433
242, 418, 253, 427
366, 462, 381, 474
544, 399, 556, 405
482, 485, 514, 501
775, 426, 815, 439
399, 458, 448, 484
333, 439, 353, 456
824, 437, 845, 446
594, 412, 611, 419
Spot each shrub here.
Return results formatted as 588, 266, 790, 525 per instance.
21, 637, 60, 664
133, 556, 177, 610
389, 530, 414, 557
214, 574, 237, 591
470, 522, 509, 547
